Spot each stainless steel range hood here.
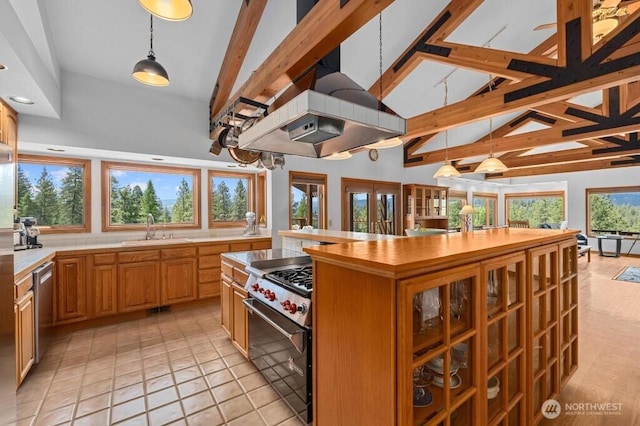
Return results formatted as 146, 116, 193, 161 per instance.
238, 72, 406, 158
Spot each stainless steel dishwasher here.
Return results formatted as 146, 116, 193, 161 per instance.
32, 262, 54, 363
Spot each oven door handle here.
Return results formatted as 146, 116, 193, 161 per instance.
243, 298, 307, 354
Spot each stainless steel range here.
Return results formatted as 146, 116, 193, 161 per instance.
243, 256, 313, 424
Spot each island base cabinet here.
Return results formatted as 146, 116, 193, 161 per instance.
118, 261, 160, 312
221, 274, 232, 335
232, 285, 248, 357
15, 291, 35, 387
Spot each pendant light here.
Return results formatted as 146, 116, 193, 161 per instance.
324, 151, 352, 160
138, 0, 192, 22
132, 15, 170, 87
475, 76, 508, 174
365, 13, 404, 152
433, 79, 461, 178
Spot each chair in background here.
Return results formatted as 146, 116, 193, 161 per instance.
508, 220, 530, 228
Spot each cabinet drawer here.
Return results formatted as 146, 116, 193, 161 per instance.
198, 282, 220, 299
199, 244, 229, 255
251, 240, 272, 250
199, 254, 221, 269
94, 253, 117, 265
233, 268, 249, 284
199, 268, 221, 284
230, 242, 251, 252
162, 247, 197, 260
118, 250, 160, 263
15, 274, 33, 300
221, 262, 233, 277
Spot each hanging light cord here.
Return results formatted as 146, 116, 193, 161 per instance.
488, 73, 494, 156
444, 79, 450, 160
378, 12, 383, 108
148, 15, 155, 57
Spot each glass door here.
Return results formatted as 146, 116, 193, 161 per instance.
289, 172, 327, 229
342, 178, 401, 235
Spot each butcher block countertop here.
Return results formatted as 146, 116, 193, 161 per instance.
279, 229, 400, 244
304, 228, 578, 278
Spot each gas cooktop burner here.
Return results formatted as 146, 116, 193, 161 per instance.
266, 266, 313, 295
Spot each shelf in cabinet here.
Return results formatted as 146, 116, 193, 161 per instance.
412, 318, 467, 354
412, 384, 444, 425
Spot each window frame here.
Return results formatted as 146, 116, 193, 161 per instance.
101, 161, 201, 232
504, 190, 565, 228
472, 192, 498, 229
341, 177, 401, 235
586, 186, 640, 237
289, 171, 328, 230
18, 154, 92, 234
208, 170, 256, 228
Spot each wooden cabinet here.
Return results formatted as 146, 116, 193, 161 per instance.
55, 256, 87, 323
118, 260, 160, 313
1, 99, 18, 209
307, 229, 577, 425
198, 243, 228, 299
403, 184, 449, 231
220, 255, 250, 357
161, 247, 197, 305
94, 265, 118, 317
15, 290, 35, 386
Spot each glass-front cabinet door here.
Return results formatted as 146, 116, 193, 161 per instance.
482, 252, 526, 425
399, 264, 481, 425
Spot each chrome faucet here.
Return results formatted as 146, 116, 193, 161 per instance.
145, 213, 155, 240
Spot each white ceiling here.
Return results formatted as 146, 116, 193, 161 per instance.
1, 0, 567, 149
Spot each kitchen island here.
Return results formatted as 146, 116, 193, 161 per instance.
304, 228, 579, 425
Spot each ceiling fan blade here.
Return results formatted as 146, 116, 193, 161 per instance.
534, 22, 557, 31
623, 1, 640, 14
600, 0, 621, 8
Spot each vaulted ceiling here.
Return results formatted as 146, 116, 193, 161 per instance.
209, 0, 640, 179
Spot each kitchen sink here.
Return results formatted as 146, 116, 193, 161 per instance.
121, 238, 192, 246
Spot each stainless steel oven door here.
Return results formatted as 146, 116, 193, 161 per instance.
243, 297, 312, 423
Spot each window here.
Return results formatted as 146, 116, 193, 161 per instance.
505, 191, 564, 228
290, 171, 327, 229
17, 155, 91, 233
472, 192, 498, 229
209, 170, 255, 228
448, 190, 468, 231
102, 161, 200, 231
586, 186, 640, 236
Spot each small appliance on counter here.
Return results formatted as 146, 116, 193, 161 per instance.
13, 217, 27, 251
22, 217, 43, 249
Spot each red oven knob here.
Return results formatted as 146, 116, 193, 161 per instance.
264, 289, 271, 298
252, 284, 259, 292
288, 303, 297, 314
281, 300, 291, 310
258, 287, 264, 293
268, 293, 276, 301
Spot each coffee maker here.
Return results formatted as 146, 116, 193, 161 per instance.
22, 217, 42, 248
13, 217, 27, 251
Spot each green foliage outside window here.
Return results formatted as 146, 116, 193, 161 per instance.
589, 192, 640, 233
507, 195, 564, 228
211, 177, 249, 222
17, 163, 85, 227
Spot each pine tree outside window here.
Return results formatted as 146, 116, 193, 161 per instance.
102, 161, 200, 231
505, 191, 565, 229
17, 155, 91, 233
208, 171, 255, 228
586, 186, 640, 237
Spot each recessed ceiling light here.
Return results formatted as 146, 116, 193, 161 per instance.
9, 96, 34, 105
151, 157, 164, 161
0, 63, 6, 70
47, 148, 66, 152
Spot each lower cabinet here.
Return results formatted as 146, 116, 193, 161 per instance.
15, 290, 35, 386
161, 257, 197, 305
220, 256, 250, 357
55, 256, 87, 323
221, 273, 232, 335
232, 285, 248, 357
118, 261, 160, 312
94, 264, 118, 317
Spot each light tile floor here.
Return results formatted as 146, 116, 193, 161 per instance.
14, 302, 303, 426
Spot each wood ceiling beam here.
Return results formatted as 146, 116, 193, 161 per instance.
415, 42, 558, 81
404, 13, 640, 139
209, 0, 268, 118
209, 0, 395, 131
530, 102, 602, 123
556, 0, 593, 65
368, 0, 483, 99
406, 119, 640, 166
485, 157, 640, 178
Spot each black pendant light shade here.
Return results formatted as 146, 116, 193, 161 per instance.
132, 54, 170, 86
132, 15, 170, 87
138, 0, 193, 21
